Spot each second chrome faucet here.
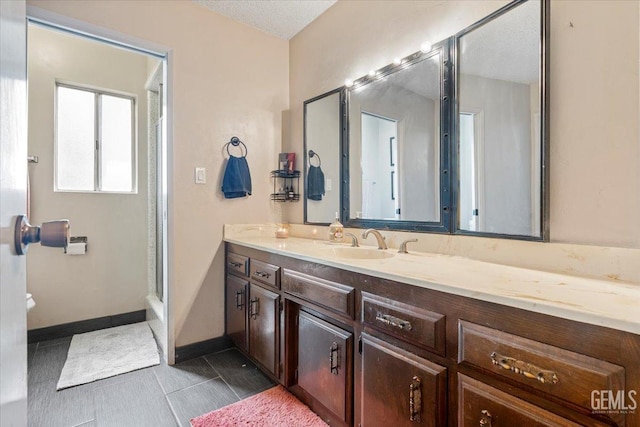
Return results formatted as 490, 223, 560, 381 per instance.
361, 229, 387, 250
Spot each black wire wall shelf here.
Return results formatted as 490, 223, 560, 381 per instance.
271, 170, 300, 202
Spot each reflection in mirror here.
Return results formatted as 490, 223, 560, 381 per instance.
348, 50, 443, 223
457, 0, 545, 238
304, 89, 341, 224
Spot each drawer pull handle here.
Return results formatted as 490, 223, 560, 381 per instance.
235, 290, 244, 310
329, 342, 339, 375
490, 352, 559, 384
376, 313, 413, 331
254, 270, 271, 279
249, 297, 260, 319
229, 261, 243, 268
479, 409, 492, 427
409, 376, 422, 422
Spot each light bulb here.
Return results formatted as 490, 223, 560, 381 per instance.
393, 57, 402, 65
420, 41, 432, 53
368, 70, 376, 77
344, 79, 353, 87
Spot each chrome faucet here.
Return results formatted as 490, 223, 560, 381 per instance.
398, 238, 418, 254
361, 229, 387, 250
344, 232, 359, 247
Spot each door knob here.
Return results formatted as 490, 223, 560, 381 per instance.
14, 214, 70, 255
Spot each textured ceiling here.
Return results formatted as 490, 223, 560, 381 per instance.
194, 0, 337, 40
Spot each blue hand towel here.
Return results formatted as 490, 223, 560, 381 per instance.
222, 156, 252, 199
307, 165, 325, 201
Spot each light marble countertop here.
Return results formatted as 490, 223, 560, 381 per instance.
224, 225, 640, 335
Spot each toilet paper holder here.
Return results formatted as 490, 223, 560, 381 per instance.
14, 215, 70, 255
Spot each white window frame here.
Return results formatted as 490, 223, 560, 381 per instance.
54, 81, 137, 193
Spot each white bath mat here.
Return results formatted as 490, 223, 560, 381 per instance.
57, 322, 160, 390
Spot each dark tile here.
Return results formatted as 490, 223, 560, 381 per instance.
94, 370, 177, 427
89, 365, 151, 391
38, 336, 72, 348
153, 357, 218, 394
166, 378, 238, 427
204, 349, 275, 399
28, 379, 94, 427
28, 342, 70, 385
27, 343, 37, 372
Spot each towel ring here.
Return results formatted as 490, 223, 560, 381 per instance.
225, 136, 248, 157
308, 150, 321, 167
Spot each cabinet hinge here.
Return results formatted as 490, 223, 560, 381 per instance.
294, 368, 298, 380
358, 336, 363, 354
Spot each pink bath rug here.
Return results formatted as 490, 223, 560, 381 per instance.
190, 385, 328, 427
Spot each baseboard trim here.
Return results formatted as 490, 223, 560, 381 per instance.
27, 310, 146, 344
175, 336, 233, 362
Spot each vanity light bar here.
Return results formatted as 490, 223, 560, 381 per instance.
345, 41, 435, 90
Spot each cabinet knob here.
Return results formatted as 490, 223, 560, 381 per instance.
479, 409, 492, 427
235, 290, 244, 310
490, 352, 558, 384
329, 342, 339, 375
249, 297, 260, 319
409, 376, 422, 422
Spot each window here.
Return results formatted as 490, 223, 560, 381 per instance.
55, 83, 136, 192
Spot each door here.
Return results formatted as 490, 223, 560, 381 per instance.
297, 311, 352, 425
0, 0, 28, 425
248, 283, 279, 375
358, 333, 447, 427
226, 275, 248, 351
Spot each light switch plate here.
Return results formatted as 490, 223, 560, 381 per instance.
326, 178, 332, 191
195, 167, 206, 184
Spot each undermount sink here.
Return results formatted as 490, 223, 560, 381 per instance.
325, 247, 395, 260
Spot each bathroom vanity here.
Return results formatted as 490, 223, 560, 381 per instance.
224, 232, 640, 427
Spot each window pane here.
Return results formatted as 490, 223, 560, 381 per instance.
100, 95, 133, 192
56, 86, 95, 191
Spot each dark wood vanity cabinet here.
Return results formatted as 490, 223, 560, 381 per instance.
225, 243, 640, 427
358, 333, 446, 427
225, 250, 281, 379
297, 311, 353, 426
225, 274, 248, 350
248, 283, 280, 376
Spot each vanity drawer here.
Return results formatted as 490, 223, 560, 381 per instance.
457, 374, 607, 427
362, 292, 445, 355
282, 269, 355, 319
250, 259, 280, 289
458, 321, 625, 419
227, 252, 249, 277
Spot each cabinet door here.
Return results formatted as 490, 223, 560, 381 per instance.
358, 333, 446, 427
248, 283, 279, 376
298, 311, 353, 425
226, 275, 248, 351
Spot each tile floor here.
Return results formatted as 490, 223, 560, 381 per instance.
28, 337, 275, 427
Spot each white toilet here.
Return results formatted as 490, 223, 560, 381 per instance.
27, 293, 35, 312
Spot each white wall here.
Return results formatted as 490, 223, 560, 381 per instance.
289, 0, 640, 249
27, 25, 150, 329
27, 0, 290, 346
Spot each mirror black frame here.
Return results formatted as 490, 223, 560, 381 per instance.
453, 0, 550, 241
342, 37, 454, 233
303, 87, 345, 226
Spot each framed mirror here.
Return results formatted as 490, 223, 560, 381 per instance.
343, 38, 453, 232
304, 88, 343, 224
455, 0, 549, 240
